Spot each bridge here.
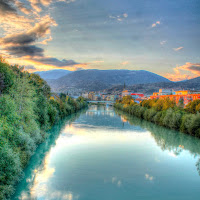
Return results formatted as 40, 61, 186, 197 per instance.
87, 101, 115, 105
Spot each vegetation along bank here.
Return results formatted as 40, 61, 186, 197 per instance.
114, 96, 200, 138
0, 59, 88, 200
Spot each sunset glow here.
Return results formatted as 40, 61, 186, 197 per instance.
0, 0, 200, 80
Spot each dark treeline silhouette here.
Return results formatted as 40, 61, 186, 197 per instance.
0, 59, 88, 199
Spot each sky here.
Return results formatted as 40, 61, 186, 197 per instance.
0, 0, 200, 81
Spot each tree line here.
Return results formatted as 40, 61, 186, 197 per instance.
0, 59, 87, 199
114, 96, 200, 138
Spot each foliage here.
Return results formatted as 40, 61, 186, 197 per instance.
185, 99, 200, 114
0, 60, 88, 199
114, 96, 200, 138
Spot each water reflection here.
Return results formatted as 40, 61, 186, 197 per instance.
12, 105, 200, 200
115, 108, 200, 175
12, 109, 87, 200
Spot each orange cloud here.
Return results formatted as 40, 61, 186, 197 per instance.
152, 21, 160, 28
173, 46, 184, 51
0, 0, 83, 73
121, 61, 129, 65
165, 62, 200, 81
40, 36, 53, 44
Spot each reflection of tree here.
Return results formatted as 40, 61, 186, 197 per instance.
196, 159, 200, 176
12, 109, 87, 198
115, 108, 200, 175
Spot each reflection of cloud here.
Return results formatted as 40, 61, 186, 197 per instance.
155, 157, 160, 163
145, 174, 154, 181
117, 180, 122, 187
19, 153, 79, 200
111, 177, 122, 187
168, 152, 177, 158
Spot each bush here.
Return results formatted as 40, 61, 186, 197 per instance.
0, 59, 88, 199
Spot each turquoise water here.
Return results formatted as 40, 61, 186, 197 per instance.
12, 105, 200, 200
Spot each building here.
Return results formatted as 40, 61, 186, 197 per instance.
175, 90, 190, 95
82, 93, 89, 99
122, 90, 130, 97
88, 92, 95, 100
130, 93, 144, 99
150, 89, 200, 106
153, 89, 174, 96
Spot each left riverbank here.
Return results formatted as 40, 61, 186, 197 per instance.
0, 59, 88, 200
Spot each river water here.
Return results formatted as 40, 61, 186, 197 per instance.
12, 105, 200, 200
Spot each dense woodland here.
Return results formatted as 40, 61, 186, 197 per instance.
0, 59, 87, 199
115, 96, 200, 137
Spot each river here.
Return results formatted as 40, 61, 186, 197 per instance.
12, 105, 200, 200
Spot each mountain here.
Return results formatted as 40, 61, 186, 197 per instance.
35, 69, 71, 80
105, 77, 200, 94
47, 69, 170, 92
178, 77, 200, 88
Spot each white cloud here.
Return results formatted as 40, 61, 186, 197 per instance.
109, 13, 128, 22
160, 40, 167, 45
123, 13, 128, 18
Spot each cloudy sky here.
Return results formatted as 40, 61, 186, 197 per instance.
0, 0, 200, 81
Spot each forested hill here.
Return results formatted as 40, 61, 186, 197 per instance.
0, 59, 87, 199
46, 69, 170, 92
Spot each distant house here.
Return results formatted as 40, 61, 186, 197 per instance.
82, 93, 89, 99
88, 92, 95, 100
130, 93, 144, 99
150, 89, 200, 106
122, 90, 130, 97
175, 90, 191, 95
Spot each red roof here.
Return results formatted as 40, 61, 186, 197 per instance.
131, 93, 144, 97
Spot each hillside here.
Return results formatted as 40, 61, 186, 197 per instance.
47, 69, 170, 92
106, 77, 200, 94
35, 69, 71, 80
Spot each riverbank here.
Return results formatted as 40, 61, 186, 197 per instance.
114, 102, 200, 138
0, 60, 88, 200
10, 105, 200, 199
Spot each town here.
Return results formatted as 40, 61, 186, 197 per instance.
78, 88, 200, 106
